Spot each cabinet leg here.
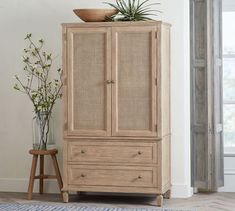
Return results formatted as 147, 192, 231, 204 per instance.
155, 194, 163, 207
62, 191, 69, 203
163, 189, 171, 199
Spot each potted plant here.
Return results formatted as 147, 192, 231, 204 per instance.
14, 34, 63, 150
104, 0, 161, 21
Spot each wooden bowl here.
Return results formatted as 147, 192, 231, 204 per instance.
73, 9, 118, 22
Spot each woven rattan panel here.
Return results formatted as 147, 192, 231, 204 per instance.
73, 33, 106, 130
117, 32, 151, 131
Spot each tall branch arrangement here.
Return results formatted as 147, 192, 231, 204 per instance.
14, 33, 63, 149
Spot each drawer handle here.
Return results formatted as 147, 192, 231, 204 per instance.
81, 174, 86, 178
132, 175, 142, 182
138, 151, 142, 155
81, 150, 86, 154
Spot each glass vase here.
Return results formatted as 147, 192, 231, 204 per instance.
32, 113, 55, 150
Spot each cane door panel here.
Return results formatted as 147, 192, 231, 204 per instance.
67, 28, 112, 136
112, 26, 157, 137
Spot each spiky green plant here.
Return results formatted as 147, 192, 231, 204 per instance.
104, 0, 161, 21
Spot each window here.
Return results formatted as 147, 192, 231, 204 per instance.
223, 12, 235, 153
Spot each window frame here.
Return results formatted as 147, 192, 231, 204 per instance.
223, 53, 235, 154
222, 10, 235, 155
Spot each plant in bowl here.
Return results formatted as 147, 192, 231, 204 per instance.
104, 0, 161, 21
13, 34, 63, 150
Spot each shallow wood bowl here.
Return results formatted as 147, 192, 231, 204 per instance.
73, 9, 118, 22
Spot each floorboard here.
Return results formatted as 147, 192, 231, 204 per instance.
0, 192, 235, 211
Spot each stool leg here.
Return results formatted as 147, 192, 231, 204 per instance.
51, 154, 63, 192
39, 155, 44, 194
28, 154, 38, 200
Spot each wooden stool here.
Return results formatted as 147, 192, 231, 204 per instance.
27, 149, 63, 200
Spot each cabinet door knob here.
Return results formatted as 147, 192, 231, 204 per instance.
106, 80, 111, 84
111, 80, 115, 84
81, 174, 86, 178
81, 150, 85, 154
138, 176, 142, 179
138, 151, 142, 155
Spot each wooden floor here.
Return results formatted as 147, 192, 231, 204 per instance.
0, 192, 235, 211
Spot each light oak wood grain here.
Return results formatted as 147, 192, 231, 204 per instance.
68, 165, 157, 188
61, 21, 171, 28
62, 21, 171, 207
68, 141, 157, 164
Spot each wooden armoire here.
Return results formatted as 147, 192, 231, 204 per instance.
62, 21, 171, 206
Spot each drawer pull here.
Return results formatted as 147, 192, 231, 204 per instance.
138, 175, 142, 179
81, 174, 86, 178
81, 150, 86, 154
138, 151, 142, 155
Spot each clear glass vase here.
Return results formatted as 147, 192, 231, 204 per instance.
32, 113, 55, 150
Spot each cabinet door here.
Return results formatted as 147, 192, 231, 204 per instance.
112, 26, 157, 136
66, 28, 111, 136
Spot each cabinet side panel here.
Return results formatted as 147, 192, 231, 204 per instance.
161, 135, 171, 191
62, 26, 68, 191
160, 25, 171, 137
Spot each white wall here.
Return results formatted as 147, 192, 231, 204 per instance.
0, 0, 191, 198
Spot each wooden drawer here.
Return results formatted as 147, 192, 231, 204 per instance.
68, 141, 157, 164
68, 165, 157, 187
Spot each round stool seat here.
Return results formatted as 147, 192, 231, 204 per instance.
29, 149, 58, 155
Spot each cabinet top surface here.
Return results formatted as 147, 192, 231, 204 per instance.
62, 20, 171, 28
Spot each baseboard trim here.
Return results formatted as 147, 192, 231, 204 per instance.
171, 183, 193, 198
0, 178, 192, 198
0, 178, 60, 194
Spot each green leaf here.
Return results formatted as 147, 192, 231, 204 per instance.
25, 33, 32, 40
13, 84, 20, 91
136, 0, 149, 9
119, 0, 129, 11
116, 0, 126, 13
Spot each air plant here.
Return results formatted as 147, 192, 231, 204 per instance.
104, 0, 161, 21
